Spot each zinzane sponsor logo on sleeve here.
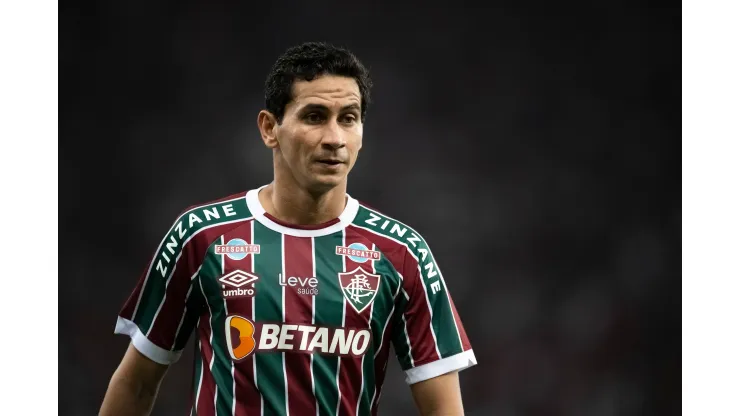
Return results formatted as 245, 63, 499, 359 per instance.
363, 212, 443, 295
154, 202, 240, 279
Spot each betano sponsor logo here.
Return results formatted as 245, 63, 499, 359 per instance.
155, 202, 240, 279
215, 238, 260, 260
220, 269, 259, 297
363, 211, 443, 295
335, 243, 381, 263
225, 316, 372, 360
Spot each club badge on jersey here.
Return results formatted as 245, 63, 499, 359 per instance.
338, 267, 381, 314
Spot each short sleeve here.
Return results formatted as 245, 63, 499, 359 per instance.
390, 235, 476, 384
115, 212, 206, 365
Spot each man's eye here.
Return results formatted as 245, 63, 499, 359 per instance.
341, 114, 357, 124
305, 113, 323, 123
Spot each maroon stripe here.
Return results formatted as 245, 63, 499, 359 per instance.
337, 231, 376, 415
282, 235, 317, 416
221, 221, 262, 416
118, 259, 151, 319
148, 223, 250, 350
197, 318, 217, 416
449, 295, 472, 351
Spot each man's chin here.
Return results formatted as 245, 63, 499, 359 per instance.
306, 174, 346, 193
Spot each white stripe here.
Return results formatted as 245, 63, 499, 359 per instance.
400, 290, 415, 367
194, 324, 204, 412
144, 216, 253, 338
355, 243, 377, 416
350, 223, 442, 359
335, 229, 347, 416
251, 220, 264, 416
219, 236, 237, 416
131, 195, 246, 319
214, 385, 218, 412
311, 237, 318, 416
281, 233, 290, 416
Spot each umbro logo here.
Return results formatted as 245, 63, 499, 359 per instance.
220, 270, 259, 297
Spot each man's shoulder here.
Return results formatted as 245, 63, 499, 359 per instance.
179, 190, 250, 215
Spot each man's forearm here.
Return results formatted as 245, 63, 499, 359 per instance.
99, 373, 161, 416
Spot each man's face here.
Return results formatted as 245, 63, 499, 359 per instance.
272, 75, 363, 193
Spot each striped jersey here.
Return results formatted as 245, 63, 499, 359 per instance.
115, 186, 476, 416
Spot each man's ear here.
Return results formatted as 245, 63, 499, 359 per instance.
257, 110, 279, 149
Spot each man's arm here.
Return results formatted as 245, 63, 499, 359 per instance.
410, 371, 465, 416
99, 343, 169, 416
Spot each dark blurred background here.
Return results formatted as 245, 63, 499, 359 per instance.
60, 2, 680, 415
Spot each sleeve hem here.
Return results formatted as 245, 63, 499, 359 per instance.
404, 349, 477, 385
114, 317, 182, 365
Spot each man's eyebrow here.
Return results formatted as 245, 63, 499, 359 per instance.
299, 103, 361, 113
342, 103, 361, 112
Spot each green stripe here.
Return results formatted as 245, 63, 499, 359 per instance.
199, 236, 233, 415
136, 198, 250, 334
312, 231, 345, 415
353, 205, 464, 358
253, 222, 287, 416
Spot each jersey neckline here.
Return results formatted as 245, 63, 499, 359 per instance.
245, 185, 359, 237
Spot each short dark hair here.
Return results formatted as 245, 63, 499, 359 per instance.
264, 42, 372, 124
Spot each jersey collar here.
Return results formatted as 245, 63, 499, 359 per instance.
245, 185, 359, 237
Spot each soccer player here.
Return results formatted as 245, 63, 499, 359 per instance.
100, 41, 476, 416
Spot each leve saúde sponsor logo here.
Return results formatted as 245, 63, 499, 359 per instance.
278, 273, 319, 296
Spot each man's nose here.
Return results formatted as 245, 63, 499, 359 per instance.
322, 121, 346, 149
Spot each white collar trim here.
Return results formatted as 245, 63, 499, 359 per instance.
245, 185, 359, 237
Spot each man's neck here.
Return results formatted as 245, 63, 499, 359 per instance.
260, 181, 347, 226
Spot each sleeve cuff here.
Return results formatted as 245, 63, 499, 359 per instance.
404, 349, 477, 384
114, 317, 183, 365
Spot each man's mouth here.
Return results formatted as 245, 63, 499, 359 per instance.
317, 159, 342, 165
